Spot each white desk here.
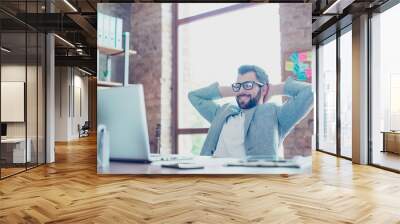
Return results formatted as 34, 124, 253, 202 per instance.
98, 156, 312, 175
1, 138, 31, 163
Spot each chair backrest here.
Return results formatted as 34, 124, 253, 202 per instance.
79, 121, 90, 130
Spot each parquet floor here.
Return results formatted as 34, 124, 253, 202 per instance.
1, 135, 400, 223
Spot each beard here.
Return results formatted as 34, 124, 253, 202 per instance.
236, 89, 262, 110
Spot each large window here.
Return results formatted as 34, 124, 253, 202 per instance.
317, 37, 337, 154
370, 2, 400, 171
340, 28, 352, 158
316, 26, 353, 159
176, 3, 282, 154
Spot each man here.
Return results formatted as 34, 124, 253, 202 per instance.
188, 65, 313, 158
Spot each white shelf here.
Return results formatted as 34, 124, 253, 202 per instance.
98, 45, 137, 56
97, 32, 133, 87
97, 81, 123, 87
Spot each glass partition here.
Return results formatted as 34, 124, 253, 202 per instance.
1, 31, 28, 177
0, 1, 46, 179
317, 36, 337, 155
370, 3, 400, 171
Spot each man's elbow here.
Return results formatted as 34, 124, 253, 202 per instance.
188, 91, 196, 105
304, 86, 314, 108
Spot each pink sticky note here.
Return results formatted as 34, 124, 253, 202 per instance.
305, 68, 312, 79
299, 52, 307, 62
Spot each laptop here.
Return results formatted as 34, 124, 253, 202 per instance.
97, 84, 192, 163
1, 123, 7, 140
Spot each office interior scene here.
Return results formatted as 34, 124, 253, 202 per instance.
1, 1, 400, 223
0, 0, 96, 180
97, 3, 314, 174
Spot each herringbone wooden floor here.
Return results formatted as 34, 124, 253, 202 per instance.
1, 135, 400, 224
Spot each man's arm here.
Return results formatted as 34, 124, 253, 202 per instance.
188, 83, 233, 123
274, 76, 314, 138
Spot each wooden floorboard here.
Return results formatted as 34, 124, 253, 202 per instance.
1, 135, 400, 223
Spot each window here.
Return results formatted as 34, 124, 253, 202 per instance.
339, 28, 352, 158
370, 2, 400, 171
176, 3, 282, 154
317, 37, 337, 154
178, 134, 207, 155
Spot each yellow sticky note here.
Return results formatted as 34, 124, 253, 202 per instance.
285, 61, 294, 71
307, 51, 312, 61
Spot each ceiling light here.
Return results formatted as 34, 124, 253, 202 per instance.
54, 34, 75, 48
78, 67, 92, 76
322, 0, 354, 15
63, 0, 78, 12
1, 47, 11, 53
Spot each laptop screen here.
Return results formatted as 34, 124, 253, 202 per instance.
1, 123, 7, 137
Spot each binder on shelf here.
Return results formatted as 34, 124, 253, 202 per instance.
116, 18, 123, 50
108, 15, 116, 48
97, 12, 104, 47
103, 14, 109, 48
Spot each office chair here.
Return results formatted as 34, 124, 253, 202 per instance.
79, 121, 90, 138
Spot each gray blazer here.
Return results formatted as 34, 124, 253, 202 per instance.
188, 77, 313, 157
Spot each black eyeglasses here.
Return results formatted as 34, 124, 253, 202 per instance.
231, 81, 264, 92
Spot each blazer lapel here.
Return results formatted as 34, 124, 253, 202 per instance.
243, 107, 256, 137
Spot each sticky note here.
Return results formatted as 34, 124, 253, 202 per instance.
297, 71, 307, 81
299, 52, 307, 62
290, 52, 299, 63
285, 61, 294, 71
305, 68, 312, 79
293, 63, 300, 74
299, 63, 309, 70
307, 51, 312, 61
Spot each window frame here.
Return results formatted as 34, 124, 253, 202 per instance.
171, 3, 259, 153
0, 1, 47, 180
315, 24, 353, 161
368, 0, 400, 173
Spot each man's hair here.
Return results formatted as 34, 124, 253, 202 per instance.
238, 65, 269, 85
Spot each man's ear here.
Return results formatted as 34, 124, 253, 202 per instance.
262, 84, 269, 103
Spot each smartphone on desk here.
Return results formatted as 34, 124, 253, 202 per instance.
161, 163, 204, 169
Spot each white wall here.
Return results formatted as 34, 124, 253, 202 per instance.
71, 73, 89, 138
1, 66, 26, 139
55, 66, 69, 141
55, 67, 89, 141
1, 65, 40, 138
1, 64, 46, 164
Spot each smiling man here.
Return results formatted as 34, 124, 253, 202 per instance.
188, 65, 313, 158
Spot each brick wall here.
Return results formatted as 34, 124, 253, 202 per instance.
279, 3, 314, 158
160, 4, 173, 154
131, 3, 173, 153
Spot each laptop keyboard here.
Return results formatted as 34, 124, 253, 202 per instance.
150, 154, 193, 161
